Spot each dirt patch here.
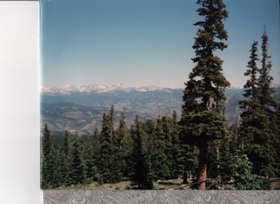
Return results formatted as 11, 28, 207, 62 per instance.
56, 177, 280, 190
270, 178, 280, 190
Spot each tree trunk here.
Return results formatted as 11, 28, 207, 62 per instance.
183, 171, 188, 184
197, 138, 208, 190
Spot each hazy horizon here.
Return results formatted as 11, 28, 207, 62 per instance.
41, 82, 280, 91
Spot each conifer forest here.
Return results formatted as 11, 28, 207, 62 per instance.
41, 0, 280, 190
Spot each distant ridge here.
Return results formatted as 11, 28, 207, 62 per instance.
41, 83, 174, 95
40, 84, 280, 135
40, 84, 184, 134
41, 83, 257, 94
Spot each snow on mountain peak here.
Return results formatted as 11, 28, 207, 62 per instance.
41, 84, 168, 94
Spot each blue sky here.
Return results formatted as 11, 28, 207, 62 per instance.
41, 0, 280, 88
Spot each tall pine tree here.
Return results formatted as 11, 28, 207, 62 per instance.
115, 107, 133, 180
239, 30, 277, 178
92, 127, 101, 182
151, 115, 170, 180
238, 41, 260, 153
69, 131, 85, 185
61, 129, 71, 186
130, 115, 154, 189
98, 112, 112, 183
169, 111, 184, 179
98, 106, 118, 183
258, 29, 275, 108
181, 0, 230, 190
110, 107, 129, 182
254, 30, 277, 177
41, 123, 54, 189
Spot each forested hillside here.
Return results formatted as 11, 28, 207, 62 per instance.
41, 102, 280, 190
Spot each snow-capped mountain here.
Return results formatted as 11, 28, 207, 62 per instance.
41, 83, 168, 95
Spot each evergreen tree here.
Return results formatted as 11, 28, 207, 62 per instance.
169, 111, 184, 179
50, 146, 64, 188
92, 128, 101, 181
42, 124, 52, 158
216, 133, 237, 182
207, 140, 219, 179
180, 142, 198, 184
181, 0, 230, 190
258, 29, 275, 108
254, 30, 277, 177
272, 104, 280, 176
239, 31, 277, 178
41, 123, 54, 189
130, 115, 154, 189
217, 133, 271, 190
109, 105, 115, 133
98, 112, 112, 183
63, 130, 70, 156
98, 106, 118, 183
69, 131, 85, 185
161, 113, 182, 179
142, 119, 156, 149
115, 107, 133, 179
109, 107, 129, 182
118, 107, 127, 131
230, 154, 271, 190
151, 115, 170, 180
239, 41, 260, 151
61, 130, 71, 186
81, 133, 96, 183
93, 127, 99, 138
241, 41, 259, 102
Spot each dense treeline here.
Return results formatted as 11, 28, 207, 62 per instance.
41, 109, 186, 189
41, 89, 280, 190
41, 0, 280, 190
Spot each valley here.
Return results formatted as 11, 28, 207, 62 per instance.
40, 84, 280, 135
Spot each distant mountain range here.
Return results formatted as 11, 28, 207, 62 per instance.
41, 84, 280, 135
41, 83, 168, 95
